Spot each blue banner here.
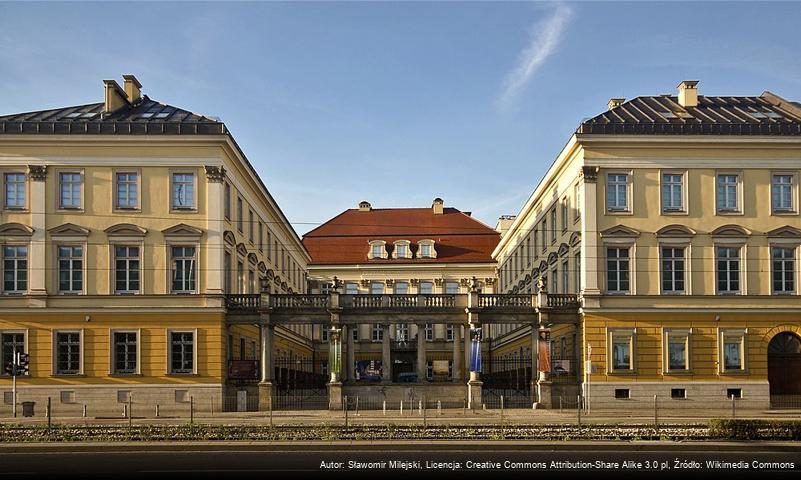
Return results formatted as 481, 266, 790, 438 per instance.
469, 328, 482, 373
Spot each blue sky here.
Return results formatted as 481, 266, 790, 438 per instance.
1, 1, 800, 234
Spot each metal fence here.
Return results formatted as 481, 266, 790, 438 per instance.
770, 394, 801, 409
482, 358, 533, 408
273, 359, 328, 410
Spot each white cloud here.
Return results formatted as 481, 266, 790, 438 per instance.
496, 2, 573, 110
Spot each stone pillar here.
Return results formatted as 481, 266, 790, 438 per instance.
530, 325, 539, 407
580, 166, 600, 296
204, 166, 225, 299
463, 325, 471, 381
346, 324, 356, 382
416, 323, 426, 381
467, 323, 483, 409
381, 323, 391, 382
327, 327, 343, 410
28, 166, 47, 303
451, 323, 461, 382
258, 321, 275, 411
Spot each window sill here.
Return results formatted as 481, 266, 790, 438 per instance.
661, 209, 687, 215
113, 208, 142, 213
716, 210, 743, 216
771, 210, 798, 216
663, 370, 693, 375
57, 207, 84, 213
3, 208, 29, 213
167, 372, 198, 377
170, 208, 198, 214
720, 369, 749, 375
51, 374, 85, 378
109, 373, 142, 378
609, 370, 637, 375
606, 209, 632, 215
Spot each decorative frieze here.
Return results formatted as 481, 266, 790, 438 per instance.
27, 165, 47, 181
580, 166, 599, 183
204, 165, 226, 183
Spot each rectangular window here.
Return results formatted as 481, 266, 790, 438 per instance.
248, 210, 254, 243
606, 247, 630, 293
419, 281, 433, 294
574, 182, 581, 220
574, 252, 581, 293
446, 324, 454, 341
541, 221, 547, 251
114, 246, 140, 294
561, 198, 568, 231
561, 259, 569, 293
115, 172, 138, 209
171, 173, 195, 209
396, 243, 407, 258
169, 331, 194, 374
1, 332, 25, 373
266, 230, 272, 259
550, 208, 557, 243
716, 174, 739, 212
425, 324, 433, 341
113, 331, 137, 374
59, 172, 82, 209
236, 260, 244, 293
716, 246, 740, 294
58, 245, 83, 293
394, 282, 409, 294
223, 251, 232, 294
370, 282, 384, 295
4, 173, 26, 209
371, 244, 382, 258
533, 229, 538, 257
610, 329, 634, 371
3, 246, 27, 293
665, 330, 690, 372
171, 246, 196, 293
420, 244, 431, 258
372, 324, 383, 342
395, 323, 409, 342
224, 183, 231, 220
772, 247, 796, 294
772, 174, 794, 212
721, 330, 745, 372
258, 222, 264, 252
550, 267, 558, 294
606, 173, 629, 211
345, 283, 358, 295
55, 332, 81, 375
661, 173, 684, 211
671, 388, 686, 399
661, 247, 685, 293
727, 388, 742, 399
426, 361, 433, 381
236, 198, 243, 232
321, 327, 329, 342
614, 389, 630, 399
445, 282, 459, 294
352, 327, 359, 341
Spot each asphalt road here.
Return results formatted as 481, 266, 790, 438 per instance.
1, 443, 800, 476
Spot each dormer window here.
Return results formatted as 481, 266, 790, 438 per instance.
417, 239, 436, 259
393, 240, 412, 259
368, 240, 387, 260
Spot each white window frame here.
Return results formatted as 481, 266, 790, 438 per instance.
715, 244, 743, 295
372, 324, 383, 342
771, 171, 798, 215
417, 239, 436, 259
52, 329, 84, 376
660, 245, 687, 295
109, 329, 141, 375
345, 282, 359, 295
660, 170, 687, 214
112, 244, 142, 294
394, 281, 409, 294
419, 281, 434, 294
608, 328, 636, 373
3, 171, 27, 210
715, 171, 743, 215
113, 169, 141, 211
56, 243, 85, 295
663, 328, 691, 373
718, 328, 747, 374
2, 243, 28, 294
167, 328, 198, 375
170, 170, 197, 211
606, 171, 632, 213
368, 240, 387, 260
605, 245, 632, 295
424, 324, 433, 341
57, 170, 84, 211
0, 329, 28, 377
771, 245, 797, 295
169, 245, 199, 294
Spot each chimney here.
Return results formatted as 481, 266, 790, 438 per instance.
358, 201, 371, 212
495, 215, 516, 235
103, 79, 129, 113
432, 197, 444, 215
123, 74, 142, 103
607, 98, 625, 110
677, 80, 699, 108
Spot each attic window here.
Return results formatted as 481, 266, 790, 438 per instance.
368, 240, 387, 260
662, 111, 677, 118
751, 112, 767, 119
417, 239, 436, 259
138, 112, 155, 119
65, 112, 83, 118
392, 240, 412, 260
766, 112, 783, 119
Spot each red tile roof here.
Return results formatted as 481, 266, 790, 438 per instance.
303, 207, 500, 265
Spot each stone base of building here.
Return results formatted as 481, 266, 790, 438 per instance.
342, 382, 467, 408
328, 381, 343, 410
0, 384, 225, 418
583, 381, 770, 410
467, 380, 482, 409
257, 382, 275, 411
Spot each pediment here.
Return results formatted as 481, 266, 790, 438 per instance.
247, 252, 258, 265
767, 225, 801, 238
517, 280, 525, 289
258, 262, 267, 274
530, 267, 540, 278
236, 243, 248, 256
558, 242, 570, 257
265, 269, 274, 279
162, 223, 203, 238
711, 224, 751, 237
524, 274, 532, 285
49, 223, 90, 237
600, 225, 641, 238
223, 231, 236, 247
0, 223, 33, 237
104, 223, 147, 237
657, 224, 696, 237
538, 260, 548, 272
569, 232, 581, 247
547, 252, 559, 265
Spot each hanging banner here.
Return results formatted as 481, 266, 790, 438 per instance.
538, 329, 551, 373
469, 327, 482, 373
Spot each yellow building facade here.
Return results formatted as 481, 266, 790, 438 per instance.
494, 81, 801, 410
0, 76, 310, 415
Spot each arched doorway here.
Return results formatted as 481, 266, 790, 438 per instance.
768, 332, 801, 408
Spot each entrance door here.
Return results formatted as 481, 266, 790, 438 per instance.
768, 332, 801, 408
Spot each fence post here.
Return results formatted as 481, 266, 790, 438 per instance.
128, 395, 133, 428
155, 405, 160, 418
500, 395, 504, 436
382, 400, 386, 416
47, 397, 51, 429
418, 400, 422, 416
653, 394, 659, 436
269, 399, 273, 427
83, 405, 87, 418
344, 395, 349, 430
437, 400, 442, 416
400, 400, 403, 416
731, 394, 736, 419
576, 395, 581, 430
423, 397, 427, 429
190, 396, 194, 425
355, 397, 359, 416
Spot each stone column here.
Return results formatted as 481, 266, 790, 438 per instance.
204, 166, 226, 300
451, 323, 461, 382
327, 327, 343, 410
381, 323, 391, 382
467, 323, 483, 409
28, 166, 47, 303
580, 166, 601, 297
258, 321, 275, 411
416, 323, 426, 381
